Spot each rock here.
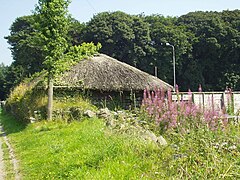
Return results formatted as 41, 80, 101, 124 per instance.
157, 136, 167, 146
97, 108, 116, 127
29, 117, 36, 123
83, 110, 96, 118
142, 130, 167, 145
0, 101, 6, 109
98, 108, 112, 119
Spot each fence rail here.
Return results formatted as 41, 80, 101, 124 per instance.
172, 91, 240, 114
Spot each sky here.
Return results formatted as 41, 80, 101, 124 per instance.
0, 0, 240, 65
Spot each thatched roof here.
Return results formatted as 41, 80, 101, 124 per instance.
59, 54, 172, 91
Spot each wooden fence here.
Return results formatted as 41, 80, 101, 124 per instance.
172, 91, 240, 114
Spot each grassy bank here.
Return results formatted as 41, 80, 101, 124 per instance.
0, 110, 240, 179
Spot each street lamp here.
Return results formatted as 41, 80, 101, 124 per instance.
166, 42, 176, 92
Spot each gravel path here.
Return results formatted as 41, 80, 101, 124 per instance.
0, 125, 6, 179
0, 124, 21, 180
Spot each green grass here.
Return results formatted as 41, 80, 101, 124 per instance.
0, 109, 21, 180
0, 114, 164, 179
0, 109, 240, 179
1, 141, 15, 180
54, 95, 97, 111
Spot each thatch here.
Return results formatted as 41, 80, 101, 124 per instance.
59, 54, 172, 91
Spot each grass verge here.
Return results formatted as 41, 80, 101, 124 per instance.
0, 110, 240, 179
1, 140, 15, 180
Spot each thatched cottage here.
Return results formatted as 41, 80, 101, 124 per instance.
57, 54, 172, 108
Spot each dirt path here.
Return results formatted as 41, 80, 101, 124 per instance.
0, 131, 5, 180
0, 124, 21, 180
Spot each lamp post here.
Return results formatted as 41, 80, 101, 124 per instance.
166, 42, 176, 92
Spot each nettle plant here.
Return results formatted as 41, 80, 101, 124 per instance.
141, 85, 229, 133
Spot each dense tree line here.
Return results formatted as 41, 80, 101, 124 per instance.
1, 9, 240, 100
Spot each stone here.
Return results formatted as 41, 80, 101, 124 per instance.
0, 101, 6, 108
83, 110, 96, 118
97, 108, 116, 127
29, 117, 36, 123
142, 130, 167, 145
98, 108, 112, 119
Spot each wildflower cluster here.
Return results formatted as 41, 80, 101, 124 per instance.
142, 85, 229, 132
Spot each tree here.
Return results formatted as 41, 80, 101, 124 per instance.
84, 12, 195, 89
67, 17, 86, 46
5, 15, 85, 78
177, 10, 240, 90
6, 9, 240, 92
5, 15, 45, 76
2, 65, 25, 99
144, 15, 194, 88
0, 63, 8, 100
34, 0, 71, 120
84, 11, 152, 67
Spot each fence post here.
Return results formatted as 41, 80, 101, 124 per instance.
202, 92, 205, 112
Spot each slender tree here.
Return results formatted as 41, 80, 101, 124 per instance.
34, 0, 71, 120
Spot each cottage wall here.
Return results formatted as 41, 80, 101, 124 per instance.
53, 87, 143, 109
87, 90, 143, 109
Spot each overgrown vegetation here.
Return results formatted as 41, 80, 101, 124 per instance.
2, 84, 240, 179
5, 41, 101, 123
0, 104, 239, 179
2, 74, 240, 179
141, 87, 231, 134
1, 1, 239, 179
5, 79, 47, 123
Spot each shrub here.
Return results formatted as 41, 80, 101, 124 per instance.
5, 82, 47, 123
5, 82, 97, 123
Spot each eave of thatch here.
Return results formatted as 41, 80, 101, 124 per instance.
59, 54, 173, 92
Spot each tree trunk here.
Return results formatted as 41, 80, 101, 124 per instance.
47, 75, 53, 120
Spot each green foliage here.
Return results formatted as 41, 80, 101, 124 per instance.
5, 15, 86, 79
53, 94, 97, 122
0, 63, 8, 100
2, 65, 25, 100
5, 82, 47, 123
49, 42, 101, 76
34, 0, 71, 75
4, 15, 44, 76
84, 11, 152, 67
67, 17, 86, 45
144, 14, 194, 84
0, 109, 239, 179
5, 9, 240, 92
177, 10, 240, 90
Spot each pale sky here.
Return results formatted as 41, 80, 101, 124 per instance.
1, 0, 239, 65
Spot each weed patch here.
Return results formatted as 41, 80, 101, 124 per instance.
0, 108, 239, 179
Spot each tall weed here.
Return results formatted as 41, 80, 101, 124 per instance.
141, 86, 229, 133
